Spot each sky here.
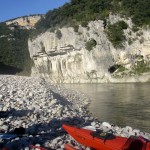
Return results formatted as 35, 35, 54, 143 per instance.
0, 0, 70, 22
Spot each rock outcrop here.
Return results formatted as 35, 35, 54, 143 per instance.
6, 15, 43, 29
28, 14, 150, 83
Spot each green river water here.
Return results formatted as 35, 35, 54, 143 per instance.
64, 83, 150, 133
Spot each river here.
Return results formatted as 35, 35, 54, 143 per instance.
63, 83, 150, 133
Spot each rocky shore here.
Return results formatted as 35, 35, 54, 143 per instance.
0, 75, 149, 150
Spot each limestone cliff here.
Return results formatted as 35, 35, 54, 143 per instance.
6, 15, 43, 29
28, 15, 150, 83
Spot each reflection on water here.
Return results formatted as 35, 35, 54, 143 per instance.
63, 83, 150, 132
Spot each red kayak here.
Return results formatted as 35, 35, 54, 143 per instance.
63, 124, 150, 150
64, 144, 77, 150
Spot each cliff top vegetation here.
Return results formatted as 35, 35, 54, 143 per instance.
34, 0, 150, 35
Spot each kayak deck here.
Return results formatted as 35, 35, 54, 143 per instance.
63, 124, 150, 150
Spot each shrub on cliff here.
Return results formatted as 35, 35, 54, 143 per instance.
56, 29, 62, 39
106, 21, 128, 48
73, 25, 79, 32
133, 59, 150, 75
85, 38, 97, 51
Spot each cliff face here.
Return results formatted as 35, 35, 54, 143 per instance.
28, 15, 150, 83
6, 15, 43, 29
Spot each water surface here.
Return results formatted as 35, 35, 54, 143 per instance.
64, 83, 150, 132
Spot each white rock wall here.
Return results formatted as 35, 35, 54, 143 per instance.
28, 16, 150, 83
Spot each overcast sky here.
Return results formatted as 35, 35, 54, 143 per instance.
0, 0, 70, 22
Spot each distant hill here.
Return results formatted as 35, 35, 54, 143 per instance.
0, 22, 32, 75
0, 15, 44, 75
5, 15, 44, 29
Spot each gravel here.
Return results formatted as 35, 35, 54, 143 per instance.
0, 75, 149, 150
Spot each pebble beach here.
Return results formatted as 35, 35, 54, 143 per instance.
0, 75, 149, 150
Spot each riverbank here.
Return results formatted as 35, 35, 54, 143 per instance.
109, 72, 150, 83
0, 75, 149, 149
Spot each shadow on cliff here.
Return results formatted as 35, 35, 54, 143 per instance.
0, 116, 92, 150
0, 63, 22, 75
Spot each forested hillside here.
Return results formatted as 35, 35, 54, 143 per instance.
0, 23, 32, 75
34, 0, 150, 35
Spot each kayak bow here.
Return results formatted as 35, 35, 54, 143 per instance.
63, 124, 150, 150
